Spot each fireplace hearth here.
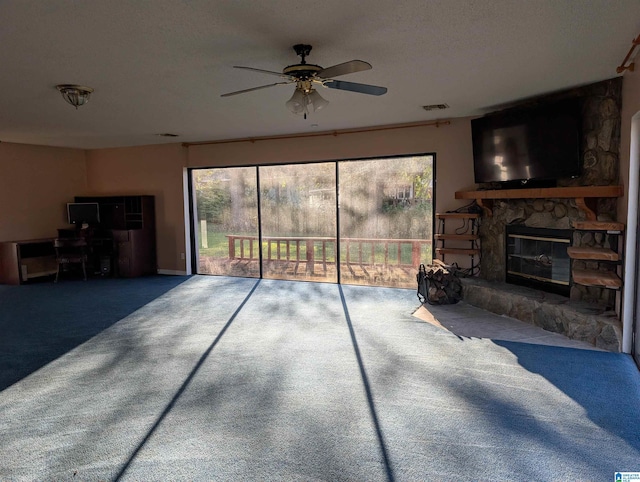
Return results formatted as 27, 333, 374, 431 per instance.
505, 225, 572, 296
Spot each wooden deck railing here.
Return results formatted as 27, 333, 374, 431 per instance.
226, 235, 430, 274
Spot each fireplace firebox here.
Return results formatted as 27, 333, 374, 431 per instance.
505, 225, 572, 296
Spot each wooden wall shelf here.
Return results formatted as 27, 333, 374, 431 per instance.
567, 246, 619, 261
435, 248, 480, 256
570, 223, 625, 302
434, 234, 479, 241
455, 185, 623, 220
572, 269, 622, 289
572, 220, 624, 232
435, 212, 481, 219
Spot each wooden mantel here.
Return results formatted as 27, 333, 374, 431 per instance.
455, 185, 624, 220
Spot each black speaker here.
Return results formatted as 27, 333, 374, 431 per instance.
100, 256, 111, 276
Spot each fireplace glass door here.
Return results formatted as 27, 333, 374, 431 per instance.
506, 226, 572, 296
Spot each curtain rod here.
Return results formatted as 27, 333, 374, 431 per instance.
617, 33, 640, 73
182, 119, 451, 147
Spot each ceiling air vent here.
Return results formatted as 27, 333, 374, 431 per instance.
422, 104, 449, 111
156, 133, 179, 137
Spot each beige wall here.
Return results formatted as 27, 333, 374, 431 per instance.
188, 118, 475, 212
0, 142, 86, 242
620, 69, 640, 222
85, 143, 188, 273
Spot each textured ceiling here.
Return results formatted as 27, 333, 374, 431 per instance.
0, 0, 639, 149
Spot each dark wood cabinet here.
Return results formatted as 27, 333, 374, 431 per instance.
112, 228, 156, 277
75, 195, 157, 277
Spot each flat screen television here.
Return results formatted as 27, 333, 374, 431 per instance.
471, 98, 582, 186
67, 202, 100, 226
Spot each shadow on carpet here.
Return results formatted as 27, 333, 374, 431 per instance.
494, 340, 640, 453
0, 276, 190, 391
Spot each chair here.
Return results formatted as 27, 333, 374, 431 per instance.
54, 238, 88, 282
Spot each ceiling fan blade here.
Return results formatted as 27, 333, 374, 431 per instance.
324, 80, 387, 96
221, 82, 292, 97
318, 60, 372, 79
233, 66, 290, 79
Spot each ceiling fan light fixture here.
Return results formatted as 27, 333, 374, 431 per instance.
56, 84, 94, 109
307, 89, 329, 112
222, 44, 386, 118
286, 88, 307, 115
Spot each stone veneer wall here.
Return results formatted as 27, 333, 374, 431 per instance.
461, 278, 622, 351
478, 78, 622, 306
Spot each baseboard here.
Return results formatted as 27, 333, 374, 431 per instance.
157, 269, 188, 276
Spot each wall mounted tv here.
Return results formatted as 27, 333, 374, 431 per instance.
67, 202, 100, 226
471, 97, 582, 187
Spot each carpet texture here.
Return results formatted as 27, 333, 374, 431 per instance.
0, 275, 638, 481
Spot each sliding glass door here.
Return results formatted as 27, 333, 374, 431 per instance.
259, 163, 337, 282
191, 154, 433, 287
338, 156, 433, 288
192, 167, 259, 278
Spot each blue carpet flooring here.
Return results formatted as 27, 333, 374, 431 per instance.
0, 275, 639, 481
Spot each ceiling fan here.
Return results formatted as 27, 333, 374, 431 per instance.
221, 44, 387, 118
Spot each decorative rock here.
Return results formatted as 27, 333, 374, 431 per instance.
505, 206, 526, 224
553, 204, 567, 219
583, 150, 598, 168
598, 118, 615, 151
586, 133, 598, 150
599, 98, 619, 118
509, 298, 535, 324
532, 199, 546, 212
598, 152, 618, 182
596, 323, 622, 351
582, 171, 599, 186
566, 317, 599, 343
600, 197, 618, 216
594, 232, 604, 245
584, 261, 599, 270
535, 306, 564, 333
581, 232, 594, 245
543, 200, 555, 212
525, 212, 554, 227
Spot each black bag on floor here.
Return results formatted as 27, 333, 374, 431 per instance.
416, 264, 429, 304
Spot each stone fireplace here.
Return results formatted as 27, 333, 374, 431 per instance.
454, 77, 624, 351
479, 195, 619, 308
476, 77, 622, 308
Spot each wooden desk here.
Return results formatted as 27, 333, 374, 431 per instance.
0, 239, 56, 285
57, 228, 115, 277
